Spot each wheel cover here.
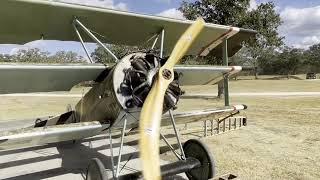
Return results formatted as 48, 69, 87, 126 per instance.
183, 139, 215, 180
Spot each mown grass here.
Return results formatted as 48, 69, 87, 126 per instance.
0, 77, 319, 179
165, 86, 320, 179
183, 78, 320, 94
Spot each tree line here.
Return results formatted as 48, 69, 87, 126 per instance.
0, 48, 86, 63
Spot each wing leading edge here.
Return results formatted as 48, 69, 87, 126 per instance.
0, 64, 108, 94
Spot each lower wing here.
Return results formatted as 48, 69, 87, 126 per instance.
0, 105, 245, 150
0, 121, 108, 150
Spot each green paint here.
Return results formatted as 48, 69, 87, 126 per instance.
223, 38, 229, 106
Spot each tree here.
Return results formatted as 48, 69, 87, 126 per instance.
2, 48, 86, 64
180, 0, 283, 98
277, 47, 303, 77
242, 2, 284, 78
180, 0, 250, 26
91, 44, 142, 64
0, 54, 12, 62
180, 0, 284, 77
305, 43, 320, 72
12, 48, 49, 63
49, 51, 85, 63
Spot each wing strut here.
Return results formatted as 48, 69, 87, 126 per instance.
160, 29, 165, 58
222, 38, 230, 106
150, 28, 166, 57
151, 33, 160, 50
73, 18, 119, 62
73, 22, 94, 63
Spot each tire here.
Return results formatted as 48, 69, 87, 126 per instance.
86, 158, 108, 180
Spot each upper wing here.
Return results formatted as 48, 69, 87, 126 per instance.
0, 64, 108, 94
0, 0, 256, 57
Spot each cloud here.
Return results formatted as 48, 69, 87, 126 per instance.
9, 40, 46, 55
60, 0, 128, 10
293, 36, 320, 49
157, 8, 185, 20
249, 0, 257, 10
280, 5, 320, 48
155, 0, 171, 4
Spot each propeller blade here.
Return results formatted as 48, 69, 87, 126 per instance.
139, 18, 205, 180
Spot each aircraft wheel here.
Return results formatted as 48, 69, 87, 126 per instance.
86, 158, 108, 180
183, 139, 215, 180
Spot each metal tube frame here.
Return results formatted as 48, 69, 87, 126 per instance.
169, 110, 186, 160
210, 119, 214, 136
204, 120, 207, 137
72, 23, 94, 63
73, 18, 119, 62
160, 110, 187, 161
160, 133, 181, 160
108, 127, 116, 179
115, 118, 127, 177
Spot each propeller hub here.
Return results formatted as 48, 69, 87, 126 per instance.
162, 69, 172, 80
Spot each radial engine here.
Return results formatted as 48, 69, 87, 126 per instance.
74, 52, 182, 127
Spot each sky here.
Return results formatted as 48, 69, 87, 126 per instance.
1, 0, 320, 57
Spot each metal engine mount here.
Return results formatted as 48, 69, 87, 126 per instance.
116, 52, 182, 112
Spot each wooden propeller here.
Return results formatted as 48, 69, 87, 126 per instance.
139, 18, 205, 180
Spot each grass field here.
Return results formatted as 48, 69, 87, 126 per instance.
170, 96, 320, 179
0, 77, 319, 179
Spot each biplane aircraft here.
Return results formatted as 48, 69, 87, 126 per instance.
0, 0, 256, 179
